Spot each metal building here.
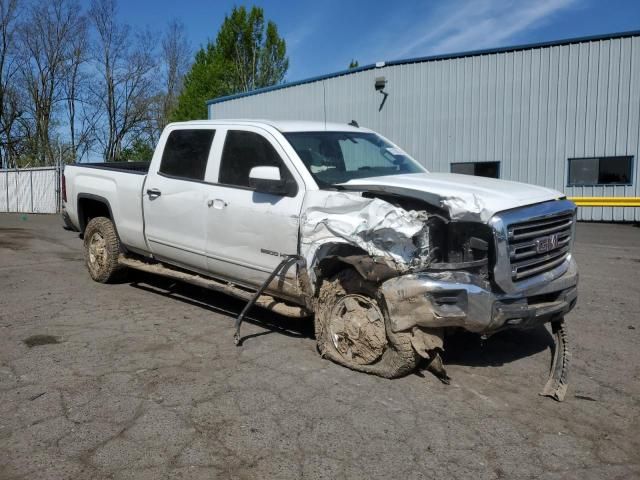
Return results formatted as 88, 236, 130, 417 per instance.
207, 31, 640, 221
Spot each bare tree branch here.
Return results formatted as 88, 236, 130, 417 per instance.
0, 0, 23, 167
18, 0, 83, 165
89, 0, 156, 162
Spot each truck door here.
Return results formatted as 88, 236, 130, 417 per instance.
203, 128, 304, 295
143, 127, 216, 272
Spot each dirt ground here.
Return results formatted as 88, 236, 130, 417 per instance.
0, 213, 639, 479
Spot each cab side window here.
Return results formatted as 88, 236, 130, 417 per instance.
218, 130, 293, 189
159, 129, 215, 181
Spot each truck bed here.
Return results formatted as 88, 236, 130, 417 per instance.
74, 161, 150, 174
64, 161, 149, 253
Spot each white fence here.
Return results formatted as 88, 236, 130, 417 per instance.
0, 167, 60, 214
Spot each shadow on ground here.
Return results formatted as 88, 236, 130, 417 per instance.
443, 326, 554, 367
125, 269, 552, 369
127, 270, 315, 345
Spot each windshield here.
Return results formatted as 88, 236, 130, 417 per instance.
283, 131, 427, 187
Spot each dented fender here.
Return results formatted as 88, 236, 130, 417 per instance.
299, 190, 430, 291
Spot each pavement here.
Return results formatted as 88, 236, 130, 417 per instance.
0, 213, 639, 479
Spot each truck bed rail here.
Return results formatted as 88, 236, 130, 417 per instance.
73, 161, 150, 175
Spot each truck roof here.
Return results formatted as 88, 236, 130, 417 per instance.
167, 119, 370, 133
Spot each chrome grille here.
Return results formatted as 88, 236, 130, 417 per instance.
507, 211, 574, 281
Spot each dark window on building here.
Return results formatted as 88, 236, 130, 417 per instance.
567, 156, 633, 186
451, 162, 500, 178
219, 130, 293, 189
159, 129, 215, 181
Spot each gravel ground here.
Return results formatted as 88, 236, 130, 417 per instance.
0, 213, 639, 479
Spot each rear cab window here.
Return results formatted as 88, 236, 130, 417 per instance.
159, 129, 216, 181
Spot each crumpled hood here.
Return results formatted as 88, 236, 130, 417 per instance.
340, 173, 565, 222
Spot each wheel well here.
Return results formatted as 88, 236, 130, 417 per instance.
316, 257, 357, 282
313, 243, 401, 288
77, 197, 112, 232
314, 244, 364, 279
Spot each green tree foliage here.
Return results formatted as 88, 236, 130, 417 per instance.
117, 137, 154, 162
349, 59, 359, 69
171, 6, 288, 121
169, 45, 226, 122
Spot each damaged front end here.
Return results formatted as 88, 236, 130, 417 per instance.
301, 189, 578, 400
381, 263, 578, 335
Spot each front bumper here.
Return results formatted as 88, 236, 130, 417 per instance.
381, 256, 578, 334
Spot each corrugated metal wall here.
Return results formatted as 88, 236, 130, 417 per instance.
210, 35, 640, 221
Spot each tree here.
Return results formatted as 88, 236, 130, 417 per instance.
118, 137, 153, 162
19, 0, 83, 166
61, 10, 92, 162
0, 0, 23, 168
169, 44, 225, 121
171, 5, 288, 121
0, 1, 289, 166
147, 19, 190, 141
89, 0, 156, 162
214, 6, 288, 92
349, 59, 359, 69
160, 20, 190, 128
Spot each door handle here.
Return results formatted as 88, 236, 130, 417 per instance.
208, 199, 228, 209
147, 188, 161, 198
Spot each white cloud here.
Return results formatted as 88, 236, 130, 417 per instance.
285, 23, 315, 53
390, 0, 577, 59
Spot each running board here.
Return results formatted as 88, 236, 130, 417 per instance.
118, 255, 310, 318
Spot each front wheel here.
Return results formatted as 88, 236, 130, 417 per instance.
83, 217, 125, 283
314, 269, 420, 378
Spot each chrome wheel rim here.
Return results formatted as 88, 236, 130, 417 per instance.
328, 294, 386, 365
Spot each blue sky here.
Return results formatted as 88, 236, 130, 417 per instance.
87, 0, 639, 83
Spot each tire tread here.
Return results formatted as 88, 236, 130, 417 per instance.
83, 217, 125, 283
315, 269, 419, 378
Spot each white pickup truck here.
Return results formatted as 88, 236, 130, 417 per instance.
63, 120, 577, 399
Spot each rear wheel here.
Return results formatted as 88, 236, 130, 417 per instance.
83, 217, 125, 283
314, 269, 419, 378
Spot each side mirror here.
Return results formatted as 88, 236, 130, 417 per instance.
249, 166, 289, 195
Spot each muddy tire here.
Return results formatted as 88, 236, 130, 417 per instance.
314, 269, 419, 378
83, 217, 125, 283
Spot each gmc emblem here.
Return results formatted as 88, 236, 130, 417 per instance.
536, 233, 559, 254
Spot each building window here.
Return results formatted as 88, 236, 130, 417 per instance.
567, 156, 633, 186
451, 162, 500, 178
